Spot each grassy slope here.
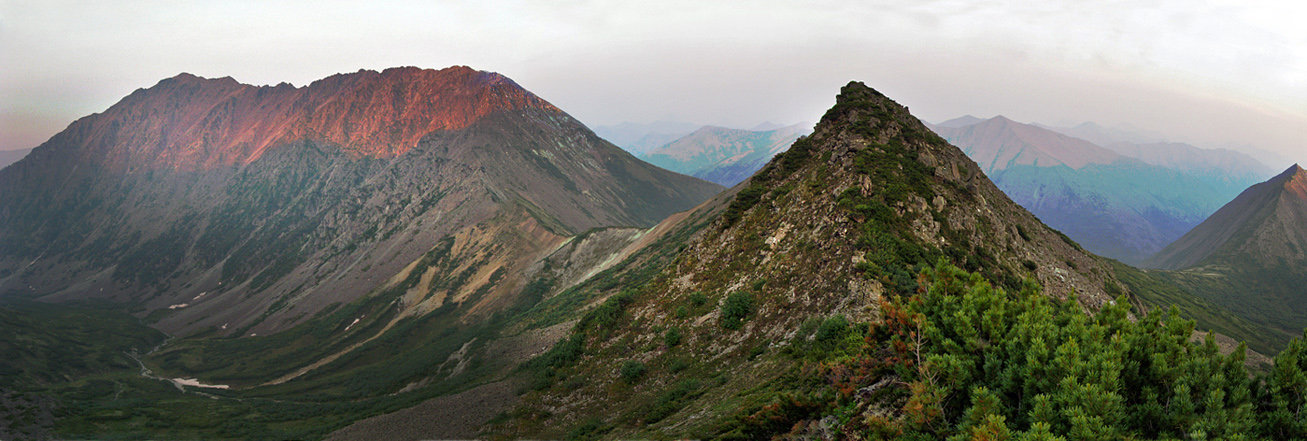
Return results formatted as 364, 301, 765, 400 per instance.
1109, 260, 1286, 354
1151, 263, 1307, 351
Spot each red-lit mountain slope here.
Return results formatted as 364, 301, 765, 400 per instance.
0, 66, 723, 337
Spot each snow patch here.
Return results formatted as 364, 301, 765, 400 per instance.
172, 378, 230, 390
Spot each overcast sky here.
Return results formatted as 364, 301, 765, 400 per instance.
1, 0, 1303, 166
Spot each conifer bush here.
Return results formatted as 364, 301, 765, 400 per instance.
720, 292, 756, 330
858, 261, 1260, 440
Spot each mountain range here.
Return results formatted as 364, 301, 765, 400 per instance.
928, 115, 1272, 265
1035, 120, 1167, 146
638, 123, 810, 186
591, 120, 702, 156
2, 66, 1301, 440
1038, 121, 1274, 200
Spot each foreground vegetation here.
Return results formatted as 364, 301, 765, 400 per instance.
768, 262, 1307, 440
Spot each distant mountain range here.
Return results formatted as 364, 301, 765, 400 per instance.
934, 114, 986, 128
928, 116, 1272, 265
1036, 121, 1274, 200
1035, 120, 1168, 146
591, 121, 703, 156
0, 148, 32, 171
638, 123, 810, 186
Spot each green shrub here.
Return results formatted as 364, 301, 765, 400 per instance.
667, 357, 690, 374
689, 291, 707, 307
619, 360, 647, 384
858, 261, 1258, 440
797, 316, 821, 339
720, 292, 756, 330
641, 379, 702, 423
1016, 224, 1031, 241
814, 315, 849, 343
565, 418, 609, 441
664, 327, 683, 347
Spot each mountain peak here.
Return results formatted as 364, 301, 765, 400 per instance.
931, 112, 1119, 172
935, 114, 986, 128
818, 81, 917, 133
82, 66, 559, 171
1279, 164, 1306, 199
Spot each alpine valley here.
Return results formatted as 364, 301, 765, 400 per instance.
3, 67, 1307, 441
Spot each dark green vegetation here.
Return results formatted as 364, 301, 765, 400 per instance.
1151, 265, 1307, 350
718, 291, 756, 330
806, 262, 1307, 440
37, 294, 516, 439
1112, 260, 1286, 354
0, 300, 166, 440
0, 301, 166, 390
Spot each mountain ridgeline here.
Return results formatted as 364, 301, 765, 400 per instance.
1146, 164, 1307, 271
0, 66, 723, 338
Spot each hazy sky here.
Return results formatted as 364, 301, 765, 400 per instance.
1, 0, 1304, 166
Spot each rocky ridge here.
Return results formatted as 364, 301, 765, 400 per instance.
494, 81, 1131, 439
